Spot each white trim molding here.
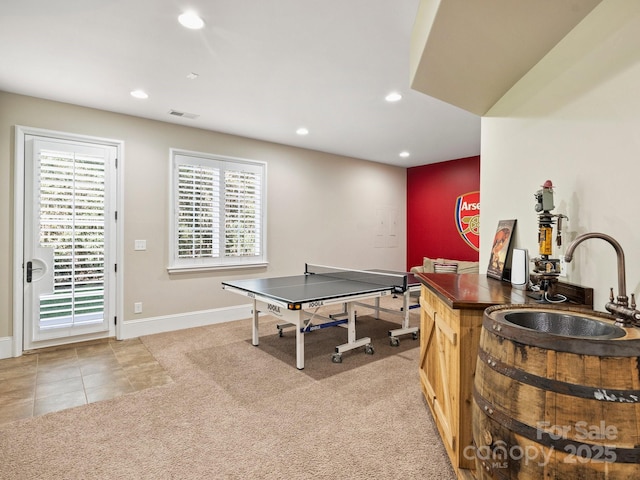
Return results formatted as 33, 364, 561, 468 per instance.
0, 337, 13, 359
13, 125, 125, 357
119, 304, 253, 340
1, 306, 253, 358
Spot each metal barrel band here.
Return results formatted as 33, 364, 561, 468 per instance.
473, 388, 640, 464
477, 347, 640, 403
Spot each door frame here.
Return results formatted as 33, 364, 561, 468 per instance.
12, 125, 124, 356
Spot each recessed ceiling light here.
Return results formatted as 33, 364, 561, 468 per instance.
296, 127, 309, 136
178, 11, 205, 29
399, 151, 410, 158
186, 72, 199, 80
385, 92, 402, 102
130, 89, 149, 99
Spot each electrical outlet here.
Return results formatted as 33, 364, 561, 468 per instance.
134, 302, 143, 314
559, 255, 567, 277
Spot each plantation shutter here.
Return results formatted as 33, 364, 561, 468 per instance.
177, 163, 220, 259
171, 151, 266, 271
224, 166, 262, 257
38, 148, 106, 326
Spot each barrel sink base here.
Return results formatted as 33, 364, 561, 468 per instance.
472, 304, 640, 480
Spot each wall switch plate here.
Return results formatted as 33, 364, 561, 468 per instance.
134, 240, 147, 251
134, 302, 143, 314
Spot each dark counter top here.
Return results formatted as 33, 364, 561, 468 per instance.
415, 273, 593, 310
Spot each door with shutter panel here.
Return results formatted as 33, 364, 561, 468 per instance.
23, 135, 116, 350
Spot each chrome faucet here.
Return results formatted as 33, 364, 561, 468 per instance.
564, 232, 640, 326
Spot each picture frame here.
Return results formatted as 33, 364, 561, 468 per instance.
487, 219, 517, 280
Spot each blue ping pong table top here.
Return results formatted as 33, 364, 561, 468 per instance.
222, 270, 418, 306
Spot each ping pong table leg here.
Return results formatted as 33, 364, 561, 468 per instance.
296, 317, 305, 370
402, 290, 410, 328
388, 288, 420, 345
252, 299, 259, 346
347, 302, 356, 343
333, 302, 373, 362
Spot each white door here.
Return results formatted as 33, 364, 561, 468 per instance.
23, 134, 117, 350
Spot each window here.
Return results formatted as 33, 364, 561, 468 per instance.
169, 149, 267, 272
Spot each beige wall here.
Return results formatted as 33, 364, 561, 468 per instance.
0, 92, 407, 340
480, 0, 640, 311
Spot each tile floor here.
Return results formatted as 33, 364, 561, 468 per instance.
0, 338, 172, 425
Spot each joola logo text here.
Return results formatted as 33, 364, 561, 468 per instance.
267, 304, 281, 314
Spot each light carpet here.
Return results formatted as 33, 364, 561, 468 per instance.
0, 303, 455, 479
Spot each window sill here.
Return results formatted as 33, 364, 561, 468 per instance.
167, 263, 268, 274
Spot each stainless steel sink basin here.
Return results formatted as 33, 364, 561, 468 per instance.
502, 311, 626, 339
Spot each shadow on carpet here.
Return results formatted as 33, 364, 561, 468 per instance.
254, 316, 419, 377
188, 315, 420, 397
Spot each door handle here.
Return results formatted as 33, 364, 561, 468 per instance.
25, 261, 44, 283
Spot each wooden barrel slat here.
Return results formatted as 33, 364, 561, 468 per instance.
473, 304, 640, 479
473, 402, 640, 479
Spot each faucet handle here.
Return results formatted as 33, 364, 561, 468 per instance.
632, 293, 637, 310
610, 288, 615, 302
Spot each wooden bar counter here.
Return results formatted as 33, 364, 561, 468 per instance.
415, 273, 593, 480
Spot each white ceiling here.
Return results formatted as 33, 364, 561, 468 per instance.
0, 0, 481, 168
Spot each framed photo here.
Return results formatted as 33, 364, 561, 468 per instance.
487, 219, 517, 280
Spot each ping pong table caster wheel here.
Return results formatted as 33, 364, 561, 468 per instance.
412, 331, 419, 340
364, 344, 375, 355
331, 353, 343, 364
278, 328, 283, 337
390, 337, 400, 347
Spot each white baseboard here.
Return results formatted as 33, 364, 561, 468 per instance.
0, 336, 13, 359
119, 304, 253, 340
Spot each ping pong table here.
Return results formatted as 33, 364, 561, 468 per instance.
221, 264, 420, 369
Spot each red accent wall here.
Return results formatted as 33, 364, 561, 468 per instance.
407, 156, 481, 270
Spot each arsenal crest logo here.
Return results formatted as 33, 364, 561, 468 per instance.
455, 191, 480, 252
